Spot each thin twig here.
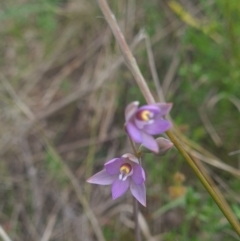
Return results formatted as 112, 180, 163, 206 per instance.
97, 0, 240, 237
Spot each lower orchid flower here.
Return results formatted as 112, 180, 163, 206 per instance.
125, 101, 172, 153
87, 153, 146, 206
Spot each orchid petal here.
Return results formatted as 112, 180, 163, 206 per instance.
105, 158, 124, 175
125, 101, 139, 121
130, 182, 146, 206
137, 105, 160, 115
155, 137, 174, 156
143, 118, 171, 135
132, 164, 145, 185
111, 178, 130, 200
141, 132, 159, 153
122, 153, 139, 164
126, 122, 142, 143
87, 170, 116, 185
134, 118, 147, 129
155, 103, 173, 116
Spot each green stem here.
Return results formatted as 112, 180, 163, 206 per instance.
97, 0, 240, 236
166, 130, 240, 236
128, 134, 139, 157
127, 134, 142, 241
133, 197, 142, 241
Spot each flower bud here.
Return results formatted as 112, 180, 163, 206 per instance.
139, 137, 173, 156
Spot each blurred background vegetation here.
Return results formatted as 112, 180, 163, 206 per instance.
0, 0, 240, 240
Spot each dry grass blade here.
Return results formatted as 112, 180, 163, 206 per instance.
43, 138, 106, 241
106, 204, 157, 240
40, 204, 60, 241
40, 32, 110, 108
192, 156, 240, 230
143, 31, 165, 102
34, 30, 145, 121
0, 73, 35, 120
162, 49, 180, 96
211, 172, 240, 203
172, 124, 240, 176
98, 82, 117, 141
199, 105, 223, 147
207, 93, 240, 112
229, 150, 240, 156
58, 129, 123, 153
186, 147, 240, 177
97, 0, 155, 104
20, 139, 42, 229
40, 215, 57, 241
151, 0, 215, 46
0, 226, 13, 241
21, 24, 80, 96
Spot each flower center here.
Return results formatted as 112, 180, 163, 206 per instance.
136, 110, 152, 121
119, 163, 132, 181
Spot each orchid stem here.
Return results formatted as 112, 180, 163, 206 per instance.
128, 133, 139, 157
133, 197, 142, 241
97, 0, 240, 237
127, 134, 142, 241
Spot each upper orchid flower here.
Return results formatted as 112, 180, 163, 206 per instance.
125, 101, 172, 153
87, 153, 146, 206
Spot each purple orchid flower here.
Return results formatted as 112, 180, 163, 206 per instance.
125, 101, 172, 153
87, 153, 146, 206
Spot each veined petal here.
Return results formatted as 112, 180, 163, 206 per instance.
126, 122, 142, 143
130, 182, 146, 206
87, 170, 116, 185
111, 178, 130, 199
105, 158, 124, 175
143, 118, 171, 135
141, 132, 159, 153
132, 164, 145, 185
155, 103, 172, 116
125, 101, 139, 121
